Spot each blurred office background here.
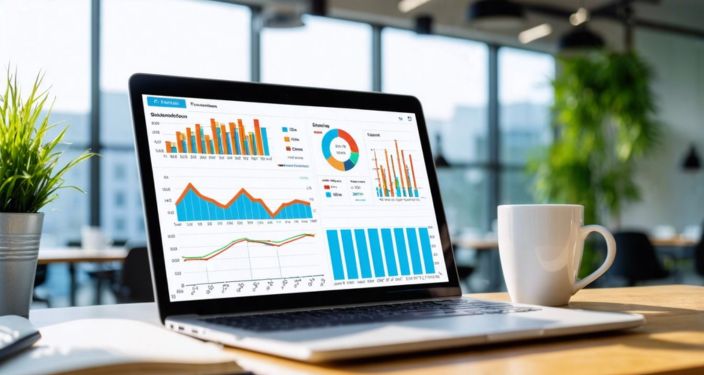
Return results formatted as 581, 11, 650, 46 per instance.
2, 0, 702, 306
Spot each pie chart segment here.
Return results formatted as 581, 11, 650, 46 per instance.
322, 128, 359, 171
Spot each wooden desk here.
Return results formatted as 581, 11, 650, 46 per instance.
457, 238, 498, 250
29, 285, 704, 374
651, 236, 698, 248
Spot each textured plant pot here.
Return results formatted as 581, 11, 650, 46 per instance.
0, 212, 43, 317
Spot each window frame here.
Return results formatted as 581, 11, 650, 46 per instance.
84, 0, 554, 235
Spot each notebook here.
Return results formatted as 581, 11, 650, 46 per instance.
1, 319, 245, 375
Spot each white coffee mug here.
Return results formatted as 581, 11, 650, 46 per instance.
498, 204, 616, 306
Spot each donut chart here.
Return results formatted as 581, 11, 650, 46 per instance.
322, 128, 359, 171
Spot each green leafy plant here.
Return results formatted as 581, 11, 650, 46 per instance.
530, 51, 660, 225
0, 71, 94, 213
529, 52, 661, 276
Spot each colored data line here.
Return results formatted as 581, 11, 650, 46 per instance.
325, 227, 436, 280
182, 233, 315, 261
165, 118, 270, 157
175, 183, 313, 222
374, 140, 419, 198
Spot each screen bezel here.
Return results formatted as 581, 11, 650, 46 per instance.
128, 74, 461, 322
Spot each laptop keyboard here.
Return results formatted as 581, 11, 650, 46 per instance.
201, 299, 540, 332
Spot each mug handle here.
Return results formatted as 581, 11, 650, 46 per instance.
572, 225, 617, 293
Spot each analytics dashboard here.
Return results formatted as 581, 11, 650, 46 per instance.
142, 95, 449, 302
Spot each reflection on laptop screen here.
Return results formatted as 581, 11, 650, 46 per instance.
142, 95, 449, 302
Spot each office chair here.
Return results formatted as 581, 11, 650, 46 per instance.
114, 247, 154, 303
609, 231, 669, 286
83, 239, 128, 305
694, 222, 704, 278
33, 265, 51, 307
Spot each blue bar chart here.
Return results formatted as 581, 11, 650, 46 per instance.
325, 227, 437, 280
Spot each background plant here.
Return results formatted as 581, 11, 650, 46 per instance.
0, 71, 94, 213
530, 51, 660, 225
529, 52, 661, 276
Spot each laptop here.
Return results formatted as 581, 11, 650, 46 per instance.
128, 74, 644, 362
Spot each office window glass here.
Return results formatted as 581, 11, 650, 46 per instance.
100, 151, 144, 243
383, 28, 489, 232
383, 28, 488, 163
0, 0, 90, 144
101, 0, 250, 145
0, 0, 91, 245
41, 149, 90, 246
437, 168, 488, 234
501, 169, 535, 204
499, 48, 554, 164
100, 0, 250, 244
262, 16, 371, 90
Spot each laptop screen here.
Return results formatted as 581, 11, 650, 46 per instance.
142, 94, 450, 302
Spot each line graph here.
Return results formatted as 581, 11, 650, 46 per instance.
175, 183, 313, 221
183, 233, 315, 261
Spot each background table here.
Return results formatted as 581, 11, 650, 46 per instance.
38, 247, 128, 265
29, 285, 704, 374
38, 247, 128, 306
458, 235, 698, 250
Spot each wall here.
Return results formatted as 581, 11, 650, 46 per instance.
620, 29, 704, 231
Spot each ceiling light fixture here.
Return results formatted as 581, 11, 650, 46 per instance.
569, 7, 590, 26
398, 0, 432, 13
519, 23, 552, 44
467, 0, 526, 30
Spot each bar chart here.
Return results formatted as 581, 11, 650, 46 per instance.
175, 183, 313, 222
372, 140, 419, 198
326, 227, 436, 280
165, 118, 270, 156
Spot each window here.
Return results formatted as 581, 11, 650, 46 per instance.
114, 191, 125, 207
382, 28, 489, 232
2, 0, 555, 250
262, 16, 372, 90
99, 0, 251, 242
0, 0, 91, 246
498, 48, 554, 204
101, 0, 250, 145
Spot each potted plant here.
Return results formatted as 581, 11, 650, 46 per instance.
0, 71, 93, 317
529, 52, 661, 276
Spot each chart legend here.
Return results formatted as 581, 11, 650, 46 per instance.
165, 118, 270, 157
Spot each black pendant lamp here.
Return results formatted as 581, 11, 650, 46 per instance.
558, 26, 605, 51
414, 14, 433, 35
467, 0, 526, 30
